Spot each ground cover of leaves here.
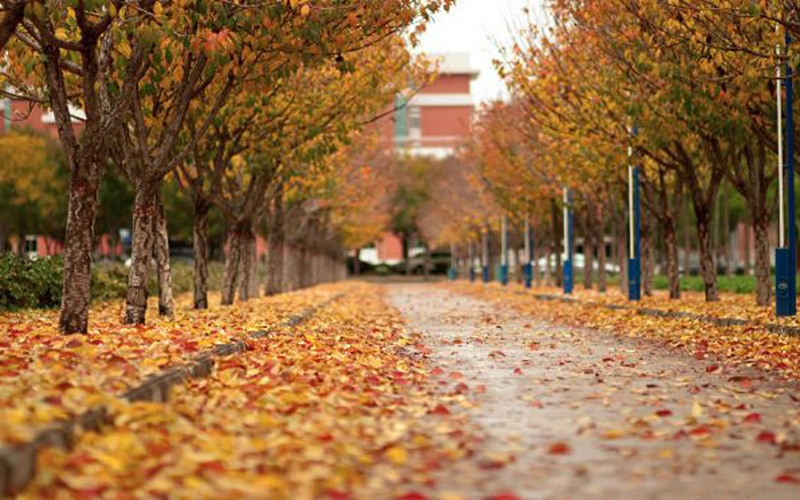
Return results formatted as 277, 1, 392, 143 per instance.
19, 283, 475, 500
444, 282, 800, 381
0, 285, 345, 448
518, 282, 783, 323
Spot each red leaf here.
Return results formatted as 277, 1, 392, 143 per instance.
490, 494, 522, 500
431, 367, 444, 376
430, 404, 450, 415
548, 442, 571, 455
757, 431, 777, 444
452, 382, 469, 395
448, 371, 464, 380
775, 473, 800, 484
655, 409, 673, 417
395, 493, 429, 500
513, 367, 523, 375
744, 413, 761, 424
705, 365, 719, 373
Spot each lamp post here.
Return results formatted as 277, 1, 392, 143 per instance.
563, 188, 574, 294
524, 215, 533, 288
776, 29, 797, 316
500, 214, 509, 285
468, 240, 475, 282
482, 222, 490, 284
628, 125, 642, 301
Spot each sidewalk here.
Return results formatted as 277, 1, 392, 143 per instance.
444, 282, 800, 381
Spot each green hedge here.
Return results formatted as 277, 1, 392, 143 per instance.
0, 253, 224, 311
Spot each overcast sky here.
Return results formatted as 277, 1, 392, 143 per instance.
417, 0, 548, 105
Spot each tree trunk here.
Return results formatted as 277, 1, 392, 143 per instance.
354, 248, 361, 276
266, 206, 285, 296
743, 220, 752, 276
221, 228, 243, 305
617, 215, 628, 296
193, 199, 210, 309
723, 182, 733, 276
153, 189, 174, 317
423, 245, 431, 280
238, 225, 256, 302
663, 219, 681, 299
58, 162, 102, 334
753, 213, 771, 307
124, 182, 158, 325
247, 234, 259, 298
582, 216, 594, 290
551, 200, 562, 287
682, 206, 691, 276
403, 235, 411, 276
642, 213, 653, 296
595, 213, 607, 293
696, 213, 719, 301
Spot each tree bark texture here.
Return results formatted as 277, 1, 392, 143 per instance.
221, 229, 242, 306
58, 162, 102, 334
696, 214, 719, 301
153, 190, 174, 317
192, 199, 210, 309
124, 182, 158, 325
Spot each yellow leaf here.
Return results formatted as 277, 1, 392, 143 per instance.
385, 446, 408, 465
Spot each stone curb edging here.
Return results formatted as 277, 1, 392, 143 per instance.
0, 293, 344, 498
517, 290, 800, 337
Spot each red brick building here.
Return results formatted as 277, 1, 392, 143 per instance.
363, 53, 478, 265
0, 98, 119, 258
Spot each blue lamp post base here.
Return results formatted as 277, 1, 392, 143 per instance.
500, 264, 509, 286
563, 260, 573, 294
628, 257, 641, 301
776, 248, 796, 316
524, 263, 532, 288
482, 265, 490, 284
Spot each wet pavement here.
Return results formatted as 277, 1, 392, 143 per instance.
388, 285, 800, 500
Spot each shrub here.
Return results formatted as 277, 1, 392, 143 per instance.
0, 254, 63, 310
0, 253, 225, 311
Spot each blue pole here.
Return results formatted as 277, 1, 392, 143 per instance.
500, 215, 509, 285
524, 218, 533, 289
787, 31, 796, 315
777, 32, 797, 316
482, 223, 490, 284
564, 188, 574, 294
469, 240, 476, 283
628, 125, 642, 301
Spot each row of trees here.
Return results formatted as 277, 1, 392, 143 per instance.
432, 0, 800, 306
0, 0, 454, 334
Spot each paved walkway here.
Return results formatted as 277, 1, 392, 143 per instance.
388, 285, 800, 500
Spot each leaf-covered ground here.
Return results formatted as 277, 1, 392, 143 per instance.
444, 282, 800, 380
0, 286, 344, 447
18, 284, 475, 500
389, 285, 800, 499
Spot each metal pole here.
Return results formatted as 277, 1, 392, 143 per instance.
777, 30, 797, 316
778, 28, 786, 248
449, 242, 456, 280
628, 125, 641, 301
500, 214, 509, 285
563, 188, 574, 294
482, 222, 490, 284
524, 215, 533, 288
468, 240, 475, 282
787, 30, 797, 315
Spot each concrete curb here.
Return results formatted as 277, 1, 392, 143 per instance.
0, 293, 343, 498
515, 290, 800, 337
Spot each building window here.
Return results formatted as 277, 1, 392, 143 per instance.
408, 106, 421, 140
25, 235, 37, 257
